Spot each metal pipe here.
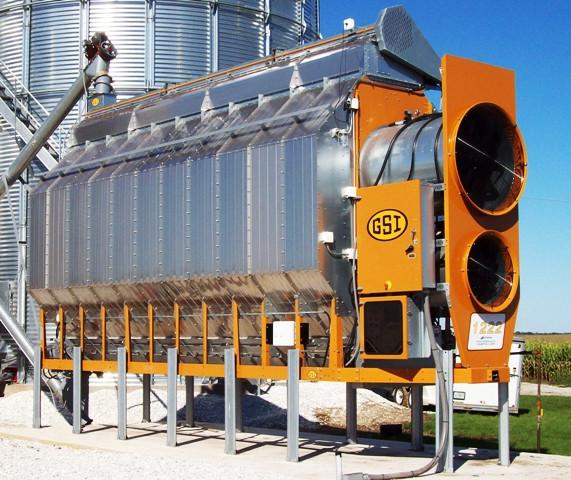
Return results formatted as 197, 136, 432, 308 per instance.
0, 33, 116, 199
0, 298, 34, 363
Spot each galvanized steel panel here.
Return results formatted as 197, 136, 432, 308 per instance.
47, 186, 66, 288
0, 123, 21, 281
135, 165, 161, 280
0, 2, 23, 81
284, 135, 316, 270
29, 2, 81, 93
89, 0, 146, 90
28, 191, 46, 289
189, 155, 216, 275
269, 0, 301, 52
67, 175, 90, 286
303, 0, 319, 42
218, 150, 247, 274
110, 172, 135, 281
154, 0, 211, 85
218, 1, 265, 69
161, 158, 188, 278
87, 177, 111, 284
251, 141, 284, 273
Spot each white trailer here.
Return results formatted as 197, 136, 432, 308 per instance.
422, 338, 526, 414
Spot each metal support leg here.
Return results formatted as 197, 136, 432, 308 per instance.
33, 345, 41, 429
498, 382, 510, 466
117, 347, 127, 440
287, 349, 300, 462
167, 348, 178, 447
185, 376, 194, 427
224, 348, 237, 455
346, 383, 357, 444
142, 374, 151, 422
437, 349, 454, 473
72, 346, 82, 434
411, 385, 424, 451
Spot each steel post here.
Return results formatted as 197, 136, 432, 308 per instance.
411, 384, 424, 451
117, 347, 127, 440
142, 374, 151, 422
287, 349, 300, 462
32, 345, 41, 428
346, 383, 357, 444
185, 376, 194, 427
437, 349, 454, 473
167, 348, 178, 447
498, 382, 510, 466
224, 348, 237, 455
72, 346, 82, 434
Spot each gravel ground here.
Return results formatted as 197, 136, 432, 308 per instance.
0, 437, 290, 480
520, 382, 571, 397
0, 382, 409, 480
0, 381, 410, 433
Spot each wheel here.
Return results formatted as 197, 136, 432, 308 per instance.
392, 386, 410, 407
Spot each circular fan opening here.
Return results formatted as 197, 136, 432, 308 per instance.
467, 233, 515, 309
455, 104, 525, 213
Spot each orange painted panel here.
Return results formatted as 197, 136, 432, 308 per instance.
442, 55, 525, 369
357, 180, 427, 294
355, 80, 432, 184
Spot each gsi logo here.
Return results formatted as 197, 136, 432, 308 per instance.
367, 209, 408, 241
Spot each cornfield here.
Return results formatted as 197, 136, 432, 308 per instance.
522, 341, 571, 385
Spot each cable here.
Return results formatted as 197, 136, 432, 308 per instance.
408, 116, 440, 181
373, 113, 442, 186
342, 297, 450, 479
321, 311, 331, 368
433, 123, 443, 183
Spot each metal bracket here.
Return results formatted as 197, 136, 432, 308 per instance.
437, 282, 452, 307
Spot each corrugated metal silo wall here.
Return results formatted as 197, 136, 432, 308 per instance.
0, 0, 320, 357
218, 0, 266, 69
29, 1, 81, 136
154, 1, 212, 85
0, 0, 23, 358
0, 0, 23, 282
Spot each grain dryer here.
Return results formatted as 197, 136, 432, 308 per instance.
29, 7, 526, 390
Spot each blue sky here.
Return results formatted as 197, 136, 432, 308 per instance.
321, 1, 571, 332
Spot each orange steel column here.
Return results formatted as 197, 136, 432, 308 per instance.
39, 307, 46, 360
261, 301, 270, 367
58, 306, 65, 359
174, 302, 181, 352
148, 303, 154, 364
124, 303, 131, 362
79, 305, 85, 352
328, 298, 343, 368
294, 297, 303, 366
202, 302, 208, 365
232, 299, 240, 365
100, 305, 107, 361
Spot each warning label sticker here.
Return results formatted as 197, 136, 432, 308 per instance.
468, 313, 506, 350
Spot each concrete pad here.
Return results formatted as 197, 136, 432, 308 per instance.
0, 420, 570, 479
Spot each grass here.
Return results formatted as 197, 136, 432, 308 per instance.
399, 395, 571, 456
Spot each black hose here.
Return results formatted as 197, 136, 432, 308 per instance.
433, 123, 443, 183
373, 113, 442, 186
408, 116, 440, 181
